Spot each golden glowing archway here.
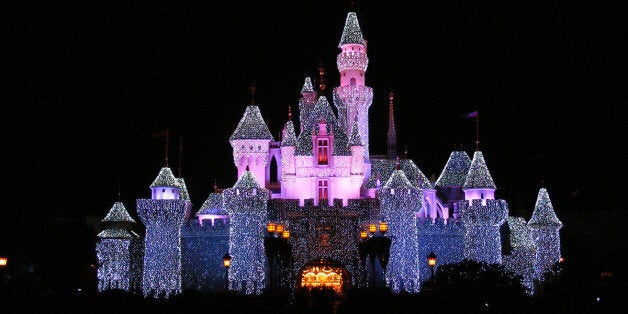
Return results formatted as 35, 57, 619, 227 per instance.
299, 259, 349, 294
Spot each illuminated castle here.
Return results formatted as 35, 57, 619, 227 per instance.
95, 12, 562, 296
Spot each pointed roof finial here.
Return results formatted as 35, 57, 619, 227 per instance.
387, 90, 397, 159
301, 76, 314, 94
178, 135, 183, 177
249, 83, 257, 105
288, 105, 292, 121
395, 157, 400, 170
404, 145, 409, 158
317, 62, 326, 93
246, 165, 250, 172
213, 178, 218, 192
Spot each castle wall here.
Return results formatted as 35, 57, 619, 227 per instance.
417, 218, 465, 284
181, 220, 230, 292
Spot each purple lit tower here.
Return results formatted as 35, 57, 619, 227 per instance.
298, 77, 317, 132
378, 165, 422, 292
223, 169, 269, 294
96, 201, 141, 291
460, 151, 508, 264
333, 12, 373, 165
528, 187, 562, 279
137, 167, 191, 296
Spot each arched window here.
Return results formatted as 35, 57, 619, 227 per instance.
317, 139, 328, 165
350, 77, 356, 86
269, 156, 278, 183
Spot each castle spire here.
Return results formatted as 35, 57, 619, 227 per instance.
387, 91, 397, 159
317, 63, 326, 93
528, 188, 562, 228
339, 12, 365, 47
249, 83, 257, 105
301, 76, 314, 94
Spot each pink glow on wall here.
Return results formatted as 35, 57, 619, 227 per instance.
464, 188, 495, 204
151, 187, 180, 200
197, 214, 229, 226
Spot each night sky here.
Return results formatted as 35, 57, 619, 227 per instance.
2, 1, 624, 283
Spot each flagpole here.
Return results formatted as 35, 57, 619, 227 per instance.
165, 130, 169, 167
475, 113, 480, 151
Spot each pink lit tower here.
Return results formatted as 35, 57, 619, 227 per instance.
333, 12, 373, 166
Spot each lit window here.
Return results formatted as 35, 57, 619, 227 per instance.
318, 180, 329, 200
317, 139, 328, 165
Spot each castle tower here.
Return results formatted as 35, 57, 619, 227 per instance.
528, 187, 562, 280
460, 151, 508, 264
333, 12, 373, 160
280, 113, 297, 198
387, 91, 397, 159
96, 201, 141, 291
435, 151, 471, 218
223, 169, 269, 294
298, 77, 317, 131
137, 167, 191, 296
378, 166, 422, 292
229, 105, 274, 187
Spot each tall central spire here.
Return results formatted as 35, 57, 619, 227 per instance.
387, 91, 397, 159
333, 11, 373, 161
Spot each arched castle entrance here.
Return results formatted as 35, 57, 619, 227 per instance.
298, 258, 350, 294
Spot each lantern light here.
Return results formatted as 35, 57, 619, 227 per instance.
360, 230, 368, 239
0, 257, 7, 267
282, 230, 290, 239
267, 222, 276, 233
223, 253, 232, 268
379, 221, 388, 234
368, 224, 377, 234
276, 224, 284, 233
427, 252, 437, 267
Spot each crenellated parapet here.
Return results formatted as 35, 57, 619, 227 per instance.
460, 199, 508, 264
337, 51, 368, 72
416, 218, 465, 236
460, 199, 508, 226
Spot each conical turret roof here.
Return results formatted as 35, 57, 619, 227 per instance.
233, 169, 261, 189
383, 169, 414, 189
281, 121, 297, 147
528, 188, 562, 228
301, 77, 314, 93
176, 178, 190, 201
97, 229, 139, 239
150, 167, 178, 188
463, 151, 496, 189
436, 151, 471, 187
196, 192, 227, 216
339, 12, 365, 47
101, 201, 135, 223
230, 105, 274, 141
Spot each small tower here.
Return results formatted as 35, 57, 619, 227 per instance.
223, 169, 269, 294
435, 151, 472, 217
299, 77, 317, 131
229, 97, 274, 186
387, 91, 397, 159
96, 201, 141, 292
150, 167, 180, 200
333, 12, 373, 160
138, 166, 191, 296
528, 187, 562, 280
280, 111, 297, 198
378, 166, 422, 292
349, 117, 364, 176
460, 151, 508, 264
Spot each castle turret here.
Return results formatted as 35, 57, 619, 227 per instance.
349, 117, 364, 175
280, 115, 297, 198
460, 151, 507, 264
435, 151, 471, 217
138, 167, 191, 296
150, 167, 180, 200
96, 201, 141, 292
299, 77, 317, 130
229, 105, 274, 187
333, 12, 373, 160
223, 169, 269, 294
528, 187, 562, 279
378, 166, 422, 292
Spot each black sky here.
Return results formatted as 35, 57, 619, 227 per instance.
2, 0, 624, 254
